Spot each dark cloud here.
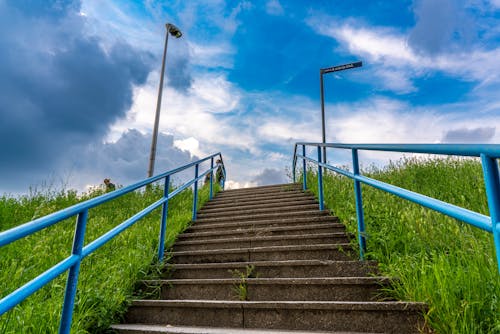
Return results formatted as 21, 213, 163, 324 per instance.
166, 51, 193, 92
252, 168, 288, 186
0, 0, 153, 192
69, 129, 198, 189
408, 0, 475, 55
442, 127, 495, 143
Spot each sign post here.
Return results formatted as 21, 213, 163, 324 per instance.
320, 61, 362, 164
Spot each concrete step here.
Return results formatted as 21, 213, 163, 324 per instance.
124, 300, 427, 333
213, 190, 307, 202
141, 277, 391, 302
197, 203, 320, 219
173, 233, 350, 251
221, 183, 301, 194
206, 192, 314, 207
169, 244, 354, 264
111, 324, 365, 334
179, 223, 346, 241
186, 216, 341, 232
165, 260, 378, 280
195, 210, 330, 224
201, 197, 317, 212
217, 184, 301, 195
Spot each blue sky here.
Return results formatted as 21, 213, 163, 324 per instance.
2, 0, 500, 194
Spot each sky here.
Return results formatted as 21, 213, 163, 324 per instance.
1, 0, 500, 195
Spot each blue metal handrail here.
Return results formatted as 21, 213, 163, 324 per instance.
293, 142, 500, 273
0, 153, 225, 333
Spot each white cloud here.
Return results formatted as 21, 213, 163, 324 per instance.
266, 0, 284, 16
174, 137, 205, 158
308, 17, 500, 93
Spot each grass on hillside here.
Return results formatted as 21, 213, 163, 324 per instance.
304, 157, 499, 334
0, 181, 219, 333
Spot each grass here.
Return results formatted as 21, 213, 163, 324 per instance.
0, 181, 219, 333
304, 157, 499, 334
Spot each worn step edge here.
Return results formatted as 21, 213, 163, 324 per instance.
195, 210, 330, 224
143, 277, 392, 285
218, 184, 301, 195
206, 192, 314, 206
175, 233, 349, 246
129, 299, 427, 312
213, 190, 308, 201
223, 183, 301, 192
170, 243, 352, 257
215, 189, 303, 199
201, 198, 317, 212
187, 216, 340, 231
179, 224, 345, 239
197, 204, 320, 218
110, 324, 362, 334
167, 260, 377, 270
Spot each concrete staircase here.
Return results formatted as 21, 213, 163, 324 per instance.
112, 184, 427, 333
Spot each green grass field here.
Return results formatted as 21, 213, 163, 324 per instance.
0, 181, 219, 333
305, 157, 499, 333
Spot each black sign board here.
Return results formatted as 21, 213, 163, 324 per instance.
321, 61, 362, 74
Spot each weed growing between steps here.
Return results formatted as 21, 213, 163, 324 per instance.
304, 157, 499, 333
229, 265, 257, 301
0, 182, 219, 333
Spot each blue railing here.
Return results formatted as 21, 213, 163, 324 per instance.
293, 143, 500, 273
0, 153, 226, 333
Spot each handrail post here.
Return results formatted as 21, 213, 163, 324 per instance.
293, 144, 297, 183
302, 145, 307, 190
317, 146, 324, 210
209, 157, 214, 200
480, 154, 500, 273
192, 164, 199, 221
352, 149, 367, 260
59, 210, 88, 334
158, 175, 170, 262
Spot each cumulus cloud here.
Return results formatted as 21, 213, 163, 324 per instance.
69, 129, 197, 190
442, 127, 496, 143
0, 1, 152, 193
265, 0, 284, 16
252, 168, 288, 186
409, 0, 475, 55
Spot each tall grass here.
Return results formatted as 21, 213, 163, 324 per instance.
0, 181, 219, 333
305, 157, 499, 333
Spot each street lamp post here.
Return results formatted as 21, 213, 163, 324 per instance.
320, 61, 362, 164
147, 23, 183, 178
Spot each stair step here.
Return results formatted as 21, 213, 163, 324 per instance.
165, 260, 378, 279
186, 216, 340, 231
197, 203, 320, 219
179, 224, 345, 241
169, 244, 354, 264
173, 233, 350, 251
141, 277, 391, 301
124, 300, 427, 333
216, 185, 301, 197
206, 192, 314, 207
201, 198, 317, 212
111, 324, 363, 334
213, 190, 307, 202
195, 210, 330, 224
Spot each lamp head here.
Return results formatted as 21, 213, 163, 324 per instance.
166, 23, 182, 38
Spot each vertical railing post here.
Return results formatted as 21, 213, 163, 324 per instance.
209, 157, 214, 200
317, 146, 324, 211
192, 164, 199, 221
158, 175, 170, 262
480, 154, 500, 273
352, 149, 367, 260
59, 210, 88, 334
302, 145, 307, 190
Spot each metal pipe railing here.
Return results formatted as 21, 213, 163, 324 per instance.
0, 152, 226, 333
293, 142, 500, 273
